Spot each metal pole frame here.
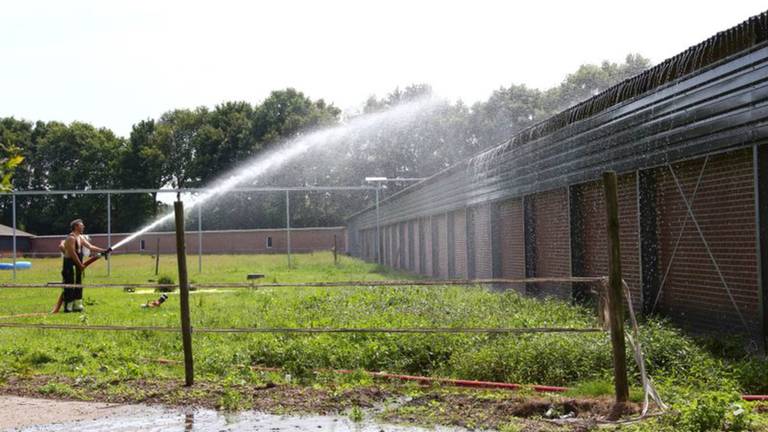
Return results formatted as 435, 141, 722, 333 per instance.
1, 186, 376, 196
197, 203, 202, 273
375, 186, 381, 265
286, 190, 291, 269
107, 193, 111, 276
2, 185, 374, 265
12, 193, 16, 281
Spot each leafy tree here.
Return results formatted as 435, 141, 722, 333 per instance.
0, 118, 28, 191
0, 55, 652, 234
252, 88, 340, 145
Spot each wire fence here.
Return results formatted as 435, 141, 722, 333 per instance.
0, 322, 605, 335
0, 276, 606, 290
0, 276, 627, 405
0, 277, 608, 334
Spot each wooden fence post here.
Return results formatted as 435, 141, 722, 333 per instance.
174, 201, 194, 386
603, 171, 629, 414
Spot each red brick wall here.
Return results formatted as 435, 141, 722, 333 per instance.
453, 209, 468, 279
498, 198, 525, 280
31, 227, 346, 256
434, 214, 448, 278
531, 188, 571, 298
577, 174, 642, 310
655, 149, 759, 334
471, 204, 493, 279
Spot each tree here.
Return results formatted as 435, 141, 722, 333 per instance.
0, 54, 652, 233
3, 121, 123, 234
0, 118, 28, 191
252, 88, 340, 145
543, 53, 652, 112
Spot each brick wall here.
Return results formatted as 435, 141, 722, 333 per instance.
30, 227, 346, 256
471, 204, 493, 279
654, 149, 760, 335
576, 174, 642, 310
530, 188, 571, 298
453, 209, 468, 279
498, 198, 525, 281
434, 214, 448, 278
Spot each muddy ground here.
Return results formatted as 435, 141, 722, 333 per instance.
0, 375, 641, 431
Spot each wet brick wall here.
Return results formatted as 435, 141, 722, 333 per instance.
654, 149, 760, 336
575, 173, 642, 311
471, 204, 493, 279
529, 188, 572, 298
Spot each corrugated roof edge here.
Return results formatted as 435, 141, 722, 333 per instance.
346, 9, 768, 221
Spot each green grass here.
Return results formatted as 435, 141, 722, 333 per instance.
0, 252, 767, 430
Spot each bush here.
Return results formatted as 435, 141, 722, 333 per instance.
155, 275, 176, 292
666, 391, 754, 432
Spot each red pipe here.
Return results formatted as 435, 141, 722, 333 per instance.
160, 360, 768, 401
249, 365, 568, 393
742, 395, 768, 401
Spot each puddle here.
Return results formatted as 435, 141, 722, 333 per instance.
13, 405, 470, 432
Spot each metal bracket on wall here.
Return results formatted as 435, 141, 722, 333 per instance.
654, 157, 751, 334
650, 156, 709, 313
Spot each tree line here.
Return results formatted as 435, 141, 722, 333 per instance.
0, 55, 649, 235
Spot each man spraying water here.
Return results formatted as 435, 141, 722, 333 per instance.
55, 219, 112, 313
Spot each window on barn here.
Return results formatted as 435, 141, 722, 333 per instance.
266, 236, 273, 248
140, 239, 146, 251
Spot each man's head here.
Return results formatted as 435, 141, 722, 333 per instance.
70, 219, 85, 233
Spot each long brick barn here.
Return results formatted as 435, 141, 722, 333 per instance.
346, 12, 768, 347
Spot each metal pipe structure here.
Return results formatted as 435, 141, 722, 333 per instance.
286, 190, 291, 269
197, 203, 202, 273
107, 193, 111, 276
2, 185, 373, 273
12, 193, 16, 281
375, 186, 381, 264
0, 186, 375, 196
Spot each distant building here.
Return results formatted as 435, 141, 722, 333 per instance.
0, 224, 34, 255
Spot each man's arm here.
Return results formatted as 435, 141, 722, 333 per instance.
64, 236, 85, 270
81, 237, 107, 254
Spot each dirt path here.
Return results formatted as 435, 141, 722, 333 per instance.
0, 395, 140, 430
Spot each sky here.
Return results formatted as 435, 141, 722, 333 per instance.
1, 1, 766, 138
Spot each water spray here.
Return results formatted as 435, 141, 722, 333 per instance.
110, 97, 441, 251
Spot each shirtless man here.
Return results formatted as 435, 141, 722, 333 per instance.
59, 219, 111, 313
